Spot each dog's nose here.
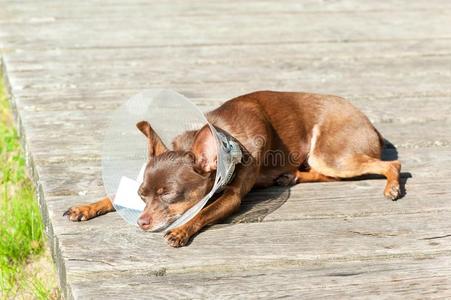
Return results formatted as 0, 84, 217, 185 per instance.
137, 216, 151, 230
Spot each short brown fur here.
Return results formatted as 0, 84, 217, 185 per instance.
64, 91, 401, 247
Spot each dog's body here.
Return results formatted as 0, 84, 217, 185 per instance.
64, 91, 401, 247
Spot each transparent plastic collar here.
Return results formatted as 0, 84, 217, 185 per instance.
101, 90, 242, 231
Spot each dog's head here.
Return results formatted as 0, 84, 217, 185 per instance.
135, 121, 217, 231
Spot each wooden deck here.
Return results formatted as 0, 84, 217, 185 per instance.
1, 1, 451, 298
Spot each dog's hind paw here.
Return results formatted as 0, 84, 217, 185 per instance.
384, 181, 401, 201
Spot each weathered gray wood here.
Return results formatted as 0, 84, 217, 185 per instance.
71, 255, 451, 299
4, 55, 451, 100
1, 9, 451, 48
1, 0, 451, 299
3, 0, 451, 17
50, 210, 451, 273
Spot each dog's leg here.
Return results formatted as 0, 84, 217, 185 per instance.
165, 164, 257, 247
307, 123, 401, 200
275, 169, 337, 186
165, 189, 241, 247
349, 156, 401, 200
309, 153, 401, 200
63, 197, 115, 221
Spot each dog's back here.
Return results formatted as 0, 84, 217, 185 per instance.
207, 91, 381, 160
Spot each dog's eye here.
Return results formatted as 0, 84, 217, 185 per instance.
160, 191, 179, 202
138, 186, 148, 201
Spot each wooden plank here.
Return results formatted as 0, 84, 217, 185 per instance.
4, 39, 451, 67
2, 8, 451, 49
4, 55, 451, 99
49, 210, 451, 274
3, 0, 451, 19
69, 255, 451, 299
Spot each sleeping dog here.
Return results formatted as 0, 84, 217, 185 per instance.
64, 91, 401, 247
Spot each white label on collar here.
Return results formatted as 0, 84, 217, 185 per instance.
113, 176, 145, 211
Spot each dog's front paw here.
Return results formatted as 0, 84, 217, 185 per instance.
165, 227, 192, 248
63, 205, 96, 221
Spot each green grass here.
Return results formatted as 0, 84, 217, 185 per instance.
31, 276, 54, 300
0, 71, 58, 299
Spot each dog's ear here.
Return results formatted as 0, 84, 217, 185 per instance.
191, 125, 217, 173
136, 121, 168, 159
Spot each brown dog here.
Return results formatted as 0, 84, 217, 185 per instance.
64, 91, 401, 247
